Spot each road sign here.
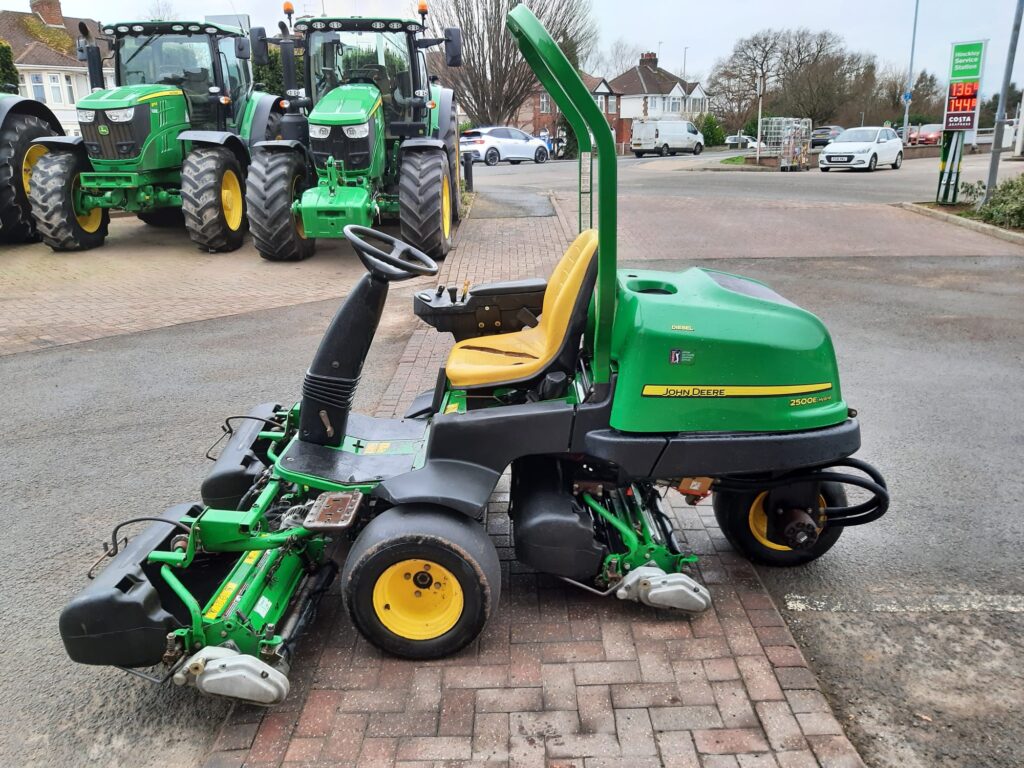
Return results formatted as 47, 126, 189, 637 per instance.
902, 91, 913, 104
944, 40, 987, 131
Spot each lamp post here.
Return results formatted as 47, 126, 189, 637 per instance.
683, 46, 689, 80
984, 0, 1024, 203
901, 0, 921, 137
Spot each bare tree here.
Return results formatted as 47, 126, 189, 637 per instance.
875, 63, 906, 115
429, 0, 596, 126
146, 0, 178, 20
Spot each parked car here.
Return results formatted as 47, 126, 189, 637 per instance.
810, 125, 844, 148
460, 127, 550, 165
908, 123, 943, 145
725, 134, 764, 149
818, 127, 903, 172
631, 119, 704, 157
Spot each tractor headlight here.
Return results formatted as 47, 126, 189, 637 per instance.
106, 108, 135, 123
343, 123, 370, 139
77, 109, 96, 123
309, 124, 331, 139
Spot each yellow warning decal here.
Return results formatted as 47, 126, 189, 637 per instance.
243, 551, 260, 565
444, 403, 460, 414
204, 581, 238, 619
138, 89, 184, 101
642, 383, 833, 398
363, 441, 391, 454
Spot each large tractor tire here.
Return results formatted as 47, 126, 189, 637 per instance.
30, 151, 109, 251
137, 208, 185, 227
439, 100, 461, 223
0, 113, 57, 244
246, 149, 315, 261
399, 149, 453, 261
341, 505, 501, 659
182, 147, 248, 253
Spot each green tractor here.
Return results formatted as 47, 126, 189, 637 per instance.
58, 7, 888, 706
0, 91, 63, 244
243, 6, 463, 262
29, 20, 283, 252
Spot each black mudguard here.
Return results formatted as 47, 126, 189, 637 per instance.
0, 95, 63, 134
178, 130, 250, 169
201, 402, 280, 509
32, 135, 84, 151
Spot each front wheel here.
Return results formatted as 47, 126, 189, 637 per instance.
534, 147, 548, 163
246, 149, 315, 262
866, 154, 877, 172
693, 143, 703, 155
484, 148, 500, 166
399, 149, 453, 261
892, 151, 903, 170
659, 144, 669, 157
181, 147, 247, 252
341, 506, 501, 659
29, 151, 108, 251
713, 482, 846, 566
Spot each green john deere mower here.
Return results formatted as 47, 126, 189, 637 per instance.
243, 5, 462, 261
29, 20, 283, 252
59, 6, 888, 706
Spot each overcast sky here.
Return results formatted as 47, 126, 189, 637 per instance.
8, 0, 1023, 98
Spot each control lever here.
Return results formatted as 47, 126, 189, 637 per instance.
447, 286, 458, 303
435, 284, 445, 297
461, 279, 471, 301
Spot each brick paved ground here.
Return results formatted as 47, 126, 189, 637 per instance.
202, 200, 865, 768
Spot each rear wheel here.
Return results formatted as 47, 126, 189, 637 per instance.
137, 208, 184, 227
246, 149, 315, 261
30, 151, 108, 251
892, 151, 903, 170
181, 147, 248, 253
534, 147, 548, 163
633, 151, 643, 158
484, 148, 500, 166
341, 506, 501, 659
0, 113, 57, 244
713, 482, 846, 566
399, 149, 453, 261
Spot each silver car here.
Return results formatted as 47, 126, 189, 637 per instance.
460, 126, 550, 166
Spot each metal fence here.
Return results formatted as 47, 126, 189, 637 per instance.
759, 117, 812, 170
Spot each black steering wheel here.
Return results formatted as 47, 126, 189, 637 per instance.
343, 225, 438, 281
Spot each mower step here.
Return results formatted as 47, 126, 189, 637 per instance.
303, 491, 363, 531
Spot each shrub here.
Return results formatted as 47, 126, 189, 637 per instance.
696, 114, 725, 147
976, 175, 1024, 229
0, 42, 17, 90
959, 180, 986, 205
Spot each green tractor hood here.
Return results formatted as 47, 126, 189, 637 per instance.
308, 84, 381, 126
77, 84, 184, 110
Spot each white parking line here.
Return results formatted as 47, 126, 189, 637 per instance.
784, 593, 1024, 613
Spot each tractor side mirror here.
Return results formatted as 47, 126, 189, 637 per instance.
250, 26, 269, 66
444, 27, 462, 67
235, 37, 251, 60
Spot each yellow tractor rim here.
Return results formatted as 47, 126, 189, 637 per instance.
441, 177, 452, 240
748, 492, 827, 552
22, 144, 47, 195
73, 176, 103, 233
221, 169, 243, 231
372, 558, 464, 640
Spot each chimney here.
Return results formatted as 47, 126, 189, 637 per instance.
640, 51, 658, 69
30, 0, 64, 27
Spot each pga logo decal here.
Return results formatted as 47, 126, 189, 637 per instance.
669, 349, 694, 365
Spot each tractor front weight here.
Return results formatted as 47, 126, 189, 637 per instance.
296, 158, 376, 238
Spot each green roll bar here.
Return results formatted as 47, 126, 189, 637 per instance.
506, 5, 617, 385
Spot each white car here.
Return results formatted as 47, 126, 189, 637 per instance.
460, 127, 550, 166
819, 127, 903, 172
631, 119, 704, 156
725, 134, 764, 150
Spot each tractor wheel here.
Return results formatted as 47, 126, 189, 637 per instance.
246, 149, 315, 262
341, 505, 501, 659
181, 147, 248, 253
30, 151, 108, 251
399, 149, 453, 261
137, 208, 184, 227
0, 113, 57, 244
439, 99, 461, 222
712, 482, 846, 567
264, 110, 284, 141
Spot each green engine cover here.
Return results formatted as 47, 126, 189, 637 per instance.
609, 268, 847, 434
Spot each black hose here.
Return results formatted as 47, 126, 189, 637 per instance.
109, 516, 192, 557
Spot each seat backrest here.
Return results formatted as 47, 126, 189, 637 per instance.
539, 229, 599, 352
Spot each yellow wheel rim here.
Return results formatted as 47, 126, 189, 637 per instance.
73, 176, 103, 234
22, 144, 47, 195
221, 169, 243, 231
441, 176, 452, 240
748, 492, 827, 552
372, 559, 464, 641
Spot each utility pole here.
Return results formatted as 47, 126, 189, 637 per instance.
683, 46, 689, 80
755, 75, 764, 164
984, 0, 1024, 203
901, 0, 921, 136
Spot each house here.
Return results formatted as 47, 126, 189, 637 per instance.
609, 52, 710, 144
0, 0, 112, 134
515, 72, 622, 144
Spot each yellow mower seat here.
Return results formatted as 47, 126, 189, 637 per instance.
446, 229, 599, 389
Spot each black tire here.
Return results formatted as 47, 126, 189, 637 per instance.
693, 143, 703, 155
484, 148, 500, 166
137, 208, 184, 227
534, 147, 548, 163
264, 110, 283, 141
659, 144, 669, 157
892, 151, 902, 170
0, 112, 57, 244
341, 505, 501, 659
439, 98, 461, 222
713, 482, 846, 567
181, 147, 248, 253
399, 149, 453, 261
633, 151, 643, 158
866, 154, 877, 172
29, 151, 109, 251
245, 149, 315, 261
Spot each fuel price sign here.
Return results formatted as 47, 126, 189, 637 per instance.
945, 80, 980, 129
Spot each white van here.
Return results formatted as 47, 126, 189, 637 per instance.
631, 119, 704, 157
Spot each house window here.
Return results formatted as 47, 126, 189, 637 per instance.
539, 92, 551, 114
670, 97, 681, 112
607, 95, 617, 113
65, 74, 75, 103
18, 74, 27, 97
48, 73, 63, 103
596, 94, 605, 112
31, 74, 46, 102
